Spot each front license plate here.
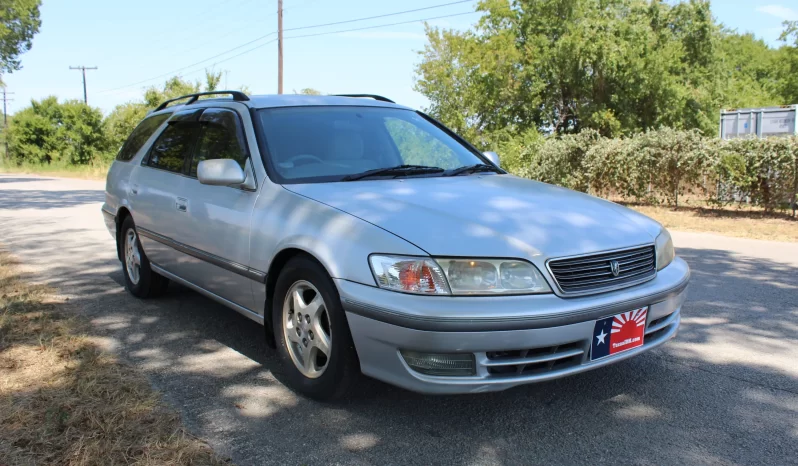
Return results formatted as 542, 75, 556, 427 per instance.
591, 307, 648, 361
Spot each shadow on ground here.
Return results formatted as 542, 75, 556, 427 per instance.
0, 189, 104, 210
36, 245, 797, 465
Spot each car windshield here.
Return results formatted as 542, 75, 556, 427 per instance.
257, 106, 488, 183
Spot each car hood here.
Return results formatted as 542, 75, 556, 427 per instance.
284, 175, 662, 260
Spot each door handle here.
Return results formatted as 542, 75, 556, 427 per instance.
175, 197, 188, 212
131, 184, 139, 195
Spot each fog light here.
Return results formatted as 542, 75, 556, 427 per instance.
400, 350, 476, 376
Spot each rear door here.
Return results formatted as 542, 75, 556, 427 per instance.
129, 109, 201, 275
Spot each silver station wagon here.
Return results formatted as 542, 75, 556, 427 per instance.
103, 91, 690, 399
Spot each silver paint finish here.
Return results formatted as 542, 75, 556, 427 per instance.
197, 159, 247, 186
336, 257, 689, 332
104, 94, 692, 394
346, 307, 682, 394
483, 151, 501, 167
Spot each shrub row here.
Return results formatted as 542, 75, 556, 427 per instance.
498, 128, 798, 211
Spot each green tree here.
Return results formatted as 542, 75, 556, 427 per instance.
8, 97, 108, 165
415, 0, 781, 139
104, 102, 148, 153
775, 21, 798, 104
0, 0, 41, 78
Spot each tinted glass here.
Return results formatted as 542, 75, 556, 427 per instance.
257, 107, 484, 183
190, 108, 249, 177
147, 123, 198, 173
384, 117, 460, 169
116, 113, 170, 161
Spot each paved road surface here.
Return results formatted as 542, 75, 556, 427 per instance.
1, 173, 796, 466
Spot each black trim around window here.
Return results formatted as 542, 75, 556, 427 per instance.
141, 106, 258, 191
249, 105, 506, 185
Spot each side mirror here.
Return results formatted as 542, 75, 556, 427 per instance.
483, 151, 501, 167
197, 159, 246, 186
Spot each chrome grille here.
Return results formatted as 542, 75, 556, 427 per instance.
548, 245, 656, 295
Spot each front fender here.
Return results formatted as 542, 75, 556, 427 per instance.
250, 185, 427, 287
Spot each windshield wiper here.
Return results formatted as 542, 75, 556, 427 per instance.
341, 165, 444, 181
443, 163, 503, 177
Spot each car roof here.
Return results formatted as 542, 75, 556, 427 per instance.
246, 94, 412, 110
149, 94, 413, 117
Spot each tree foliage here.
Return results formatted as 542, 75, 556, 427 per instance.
0, 0, 41, 76
7, 97, 107, 165
507, 127, 797, 211
415, 0, 796, 140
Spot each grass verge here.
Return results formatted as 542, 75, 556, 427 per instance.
0, 249, 228, 465
0, 161, 110, 181
629, 204, 798, 242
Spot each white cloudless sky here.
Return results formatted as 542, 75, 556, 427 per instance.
3, 0, 796, 115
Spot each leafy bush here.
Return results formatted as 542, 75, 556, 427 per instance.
7, 97, 109, 166
499, 127, 798, 212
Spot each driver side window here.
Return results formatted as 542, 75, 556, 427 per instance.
190, 108, 249, 177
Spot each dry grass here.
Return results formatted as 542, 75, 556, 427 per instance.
0, 249, 229, 466
0, 162, 110, 181
628, 204, 798, 242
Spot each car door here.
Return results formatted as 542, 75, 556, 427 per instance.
171, 107, 260, 311
129, 109, 202, 277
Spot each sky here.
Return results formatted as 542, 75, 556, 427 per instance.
3, 0, 797, 116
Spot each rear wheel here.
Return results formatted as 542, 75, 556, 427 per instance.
273, 255, 359, 400
120, 216, 169, 298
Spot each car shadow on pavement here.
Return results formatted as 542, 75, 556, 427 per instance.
0, 176, 55, 184
0, 189, 104, 210
38, 245, 793, 465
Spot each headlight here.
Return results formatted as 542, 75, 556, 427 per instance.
369, 255, 451, 295
655, 228, 675, 271
369, 255, 551, 295
437, 258, 551, 295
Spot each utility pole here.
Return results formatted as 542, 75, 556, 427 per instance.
277, 0, 283, 94
2, 88, 13, 160
69, 66, 98, 104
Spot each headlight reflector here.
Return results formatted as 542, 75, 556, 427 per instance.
655, 228, 675, 271
369, 255, 552, 295
437, 258, 551, 295
369, 255, 450, 295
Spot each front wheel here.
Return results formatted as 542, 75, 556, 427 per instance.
120, 216, 169, 298
272, 255, 359, 400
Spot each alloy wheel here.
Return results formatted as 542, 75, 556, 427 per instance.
124, 228, 141, 285
282, 280, 332, 378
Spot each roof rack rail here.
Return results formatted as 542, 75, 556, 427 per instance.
154, 90, 250, 112
333, 94, 395, 103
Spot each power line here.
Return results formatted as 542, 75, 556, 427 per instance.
133, 10, 478, 87
285, 11, 477, 40
98, 0, 475, 94
283, 0, 472, 32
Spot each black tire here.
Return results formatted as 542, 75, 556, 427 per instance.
272, 255, 359, 400
120, 216, 169, 298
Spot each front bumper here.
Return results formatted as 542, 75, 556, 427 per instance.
338, 257, 689, 394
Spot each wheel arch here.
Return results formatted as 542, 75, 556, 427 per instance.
115, 207, 133, 262
263, 247, 335, 348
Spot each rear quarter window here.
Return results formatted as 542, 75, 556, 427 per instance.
116, 113, 171, 162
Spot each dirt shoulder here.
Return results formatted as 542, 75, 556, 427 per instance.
629, 204, 798, 243
0, 249, 229, 466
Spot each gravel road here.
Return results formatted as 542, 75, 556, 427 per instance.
1, 173, 796, 466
